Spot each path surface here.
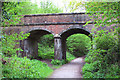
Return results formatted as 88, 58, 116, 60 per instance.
49, 57, 85, 78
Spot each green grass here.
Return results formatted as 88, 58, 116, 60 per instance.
50, 52, 76, 65
66, 52, 76, 62
2, 55, 53, 78
52, 65, 61, 69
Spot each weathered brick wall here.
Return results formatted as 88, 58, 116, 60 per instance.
2, 12, 115, 38
2, 12, 116, 36
22, 13, 91, 24
16, 12, 93, 35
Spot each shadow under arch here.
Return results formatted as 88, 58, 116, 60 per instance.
25, 27, 54, 36
21, 27, 54, 58
59, 27, 92, 60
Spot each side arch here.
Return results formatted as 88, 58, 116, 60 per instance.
59, 25, 92, 60
21, 27, 54, 58
25, 27, 54, 35
59, 25, 92, 40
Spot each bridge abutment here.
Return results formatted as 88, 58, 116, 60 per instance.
23, 38, 38, 58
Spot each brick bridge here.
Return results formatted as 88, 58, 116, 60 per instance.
4, 12, 113, 60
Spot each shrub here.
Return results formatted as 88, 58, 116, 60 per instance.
82, 33, 120, 78
1, 32, 30, 56
82, 61, 106, 78
39, 34, 54, 48
38, 44, 54, 59
66, 34, 91, 57
51, 59, 66, 65
38, 34, 54, 59
83, 72, 94, 78
105, 64, 120, 78
95, 34, 117, 51
66, 52, 76, 62
2, 55, 53, 78
82, 61, 99, 74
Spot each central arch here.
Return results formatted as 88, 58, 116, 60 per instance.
59, 26, 92, 60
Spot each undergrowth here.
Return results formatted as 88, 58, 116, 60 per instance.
66, 34, 91, 57
82, 34, 120, 78
2, 55, 53, 78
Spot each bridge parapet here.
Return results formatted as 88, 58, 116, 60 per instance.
21, 12, 93, 25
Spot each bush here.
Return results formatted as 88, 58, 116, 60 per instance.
66, 34, 91, 57
82, 62, 120, 78
38, 34, 54, 59
105, 64, 120, 78
82, 61, 99, 74
2, 55, 53, 78
51, 59, 66, 65
39, 34, 54, 48
82, 33, 120, 78
51, 52, 76, 65
1, 32, 30, 56
95, 34, 117, 51
66, 52, 76, 62
38, 44, 54, 59
83, 72, 94, 78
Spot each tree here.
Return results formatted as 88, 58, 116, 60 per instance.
67, 0, 85, 12
68, 0, 120, 78
1, 2, 30, 57
38, 0, 63, 13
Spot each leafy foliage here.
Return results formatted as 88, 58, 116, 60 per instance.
38, 44, 54, 59
2, 2, 23, 26
66, 52, 76, 62
2, 55, 53, 78
38, 34, 54, 59
1, 32, 30, 56
66, 34, 91, 57
2, 2, 30, 56
38, 1, 63, 13
67, 0, 85, 12
39, 34, 54, 48
51, 59, 66, 65
2, 1, 63, 26
68, 1, 120, 78
95, 34, 116, 50
82, 61, 120, 78
82, 2, 120, 78
1, 1, 63, 78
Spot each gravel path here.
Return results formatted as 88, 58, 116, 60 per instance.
49, 57, 85, 78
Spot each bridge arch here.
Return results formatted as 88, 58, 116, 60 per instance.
59, 25, 91, 39
25, 27, 54, 35
57, 25, 92, 60
21, 27, 54, 58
